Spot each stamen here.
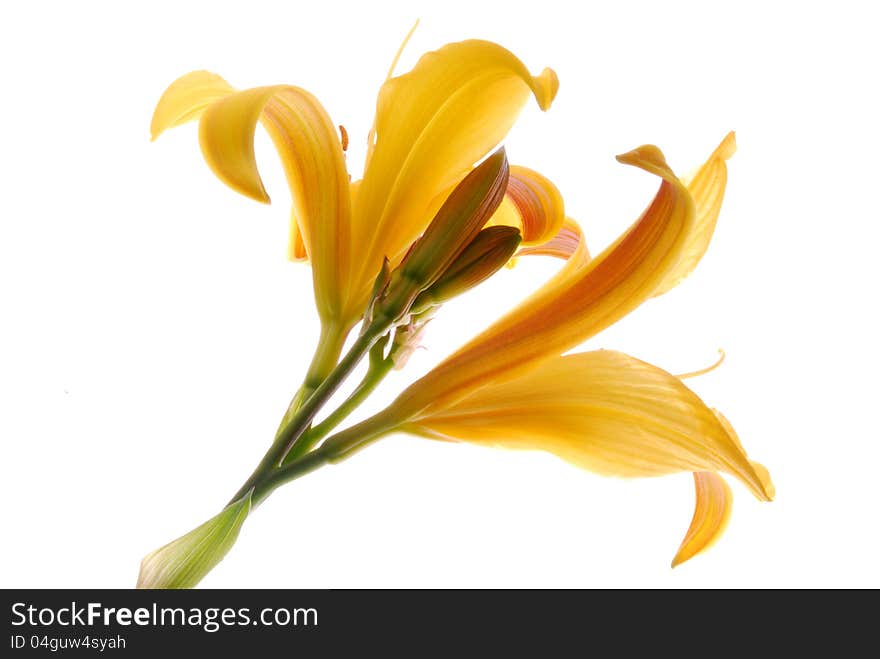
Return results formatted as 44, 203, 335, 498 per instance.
367, 20, 420, 160
385, 19, 420, 81
677, 349, 726, 379
338, 124, 349, 152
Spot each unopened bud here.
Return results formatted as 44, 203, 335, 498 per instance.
137, 491, 252, 589
374, 149, 510, 324
412, 225, 521, 312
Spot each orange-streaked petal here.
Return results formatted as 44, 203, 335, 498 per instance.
653, 132, 736, 296
487, 165, 565, 246
402, 350, 772, 501
346, 40, 558, 324
150, 71, 234, 141
672, 472, 733, 567
516, 217, 586, 261
390, 144, 694, 418
198, 85, 351, 321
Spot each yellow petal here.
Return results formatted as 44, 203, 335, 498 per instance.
198, 85, 351, 321
391, 144, 694, 418
150, 71, 234, 141
287, 215, 308, 261
672, 472, 733, 567
403, 350, 772, 501
516, 217, 587, 261
346, 40, 558, 324
713, 409, 775, 500
653, 132, 737, 296
487, 165, 565, 246
365, 19, 421, 162
151, 73, 322, 267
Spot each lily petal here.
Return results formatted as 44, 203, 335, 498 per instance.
672, 472, 733, 567
487, 165, 566, 247
347, 40, 558, 324
391, 144, 694, 418
198, 85, 351, 321
402, 350, 773, 501
516, 217, 586, 261
287, 224, 308, 262
151, 73, 318, 265
150, 71, 234, 141
712, 409, 775, 500
653, 132, 737, 296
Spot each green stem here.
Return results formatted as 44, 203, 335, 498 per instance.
251, 411, 398, 504
274, 322, 348, 438
303, 321, 349, 393
283, 342, 394, 464
250, 445, 334, 507
320, 410, 398, 462
229, 322, 389, 505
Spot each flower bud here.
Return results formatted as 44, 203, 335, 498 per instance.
374, 148, 510, 324
136, 491, 252, 589
412, 225, 521, 312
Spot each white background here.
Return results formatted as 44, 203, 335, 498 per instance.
1, 0, 877, 588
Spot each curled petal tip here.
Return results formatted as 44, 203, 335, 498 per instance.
534, 67, 559, 110
716, 131, 737, 160
750, 461, 775, 501
494, 165, 566, 249
245, 184, 271, 205
516, 217, 585, 261
711, 409, 775, 502
650, 133, 738, 297
671, 472, 733, 568
615, 144, 668, 168
242, 187, 271, 204
616, 144, 679, 184
150, 70, 235, 143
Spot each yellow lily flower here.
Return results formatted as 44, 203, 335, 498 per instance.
150, 39, 560, 376
145, 25, 766, 578
354, 134, 773, 566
